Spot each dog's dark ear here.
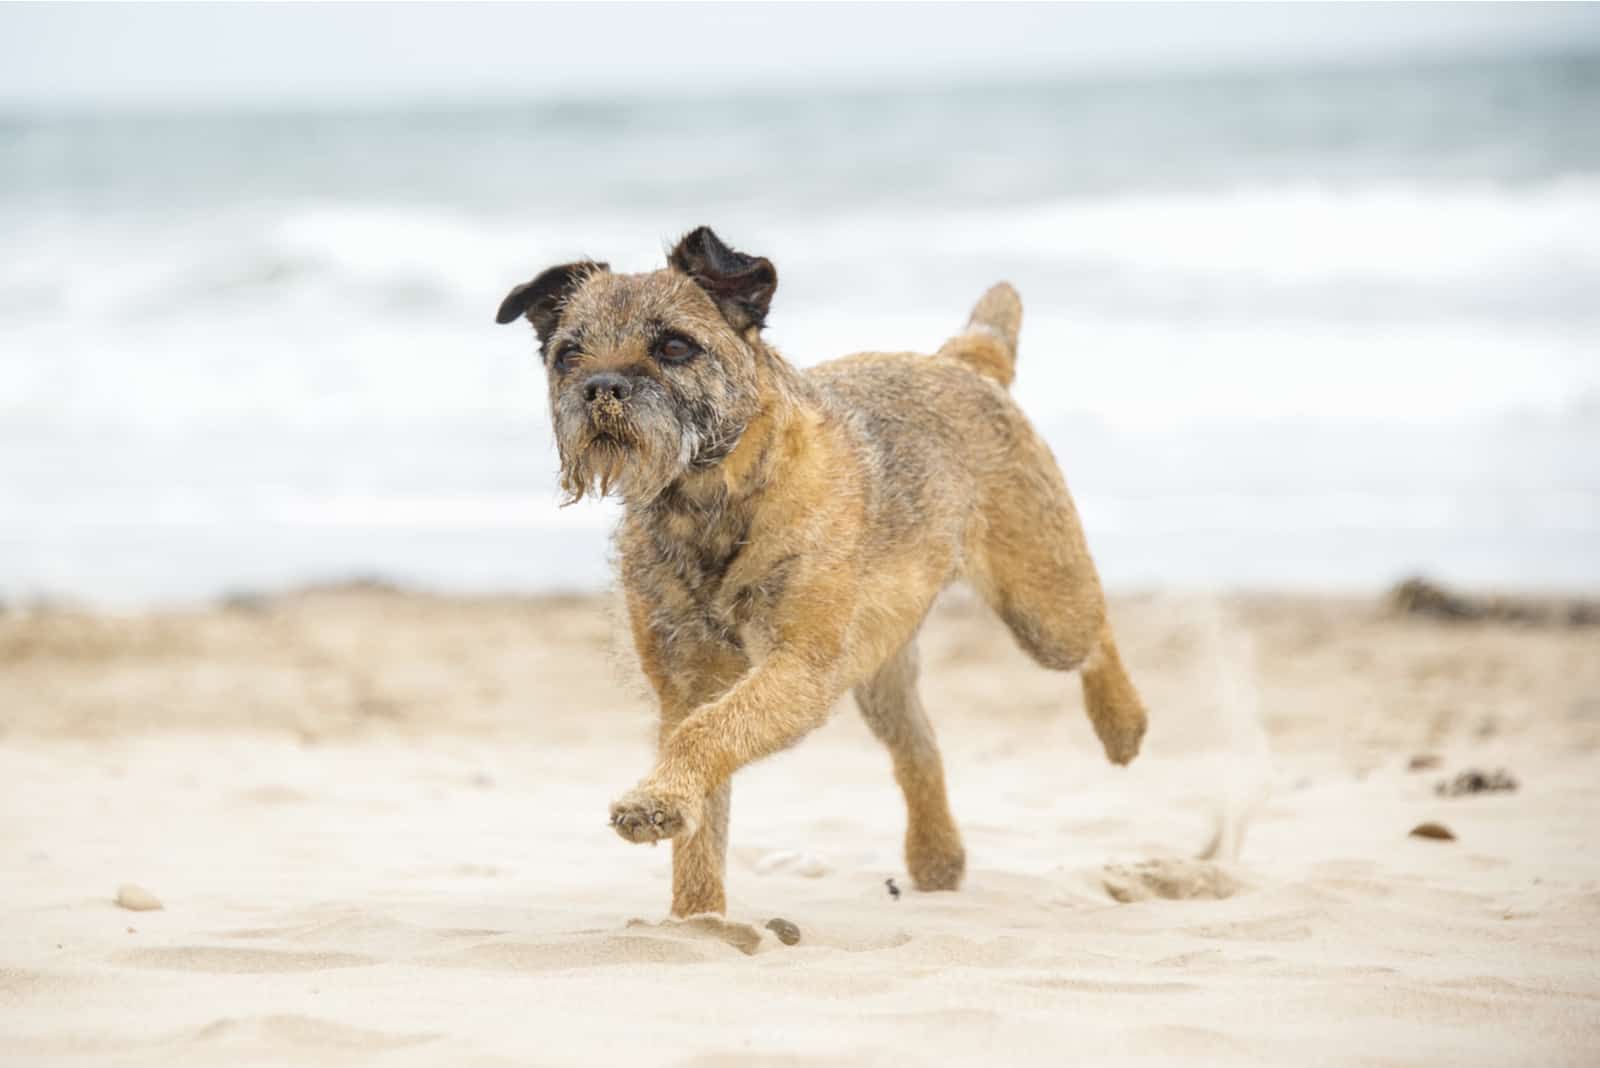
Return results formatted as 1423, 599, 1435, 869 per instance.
495, 261, 607, 341
668, 227, 777, 332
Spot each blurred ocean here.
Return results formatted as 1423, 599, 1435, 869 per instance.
2, 52, 1598, 604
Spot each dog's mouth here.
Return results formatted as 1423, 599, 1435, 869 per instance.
585, 396, 636, 445
555, 393, 689, 506
581, 423, 634, 452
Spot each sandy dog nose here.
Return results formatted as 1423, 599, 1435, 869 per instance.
583, 373, 633, 405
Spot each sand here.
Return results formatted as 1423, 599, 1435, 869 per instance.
2, 586, 1598, 1065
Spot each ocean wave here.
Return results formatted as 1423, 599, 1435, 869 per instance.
5, 178, 1597, 332
821, 178, 1600, 280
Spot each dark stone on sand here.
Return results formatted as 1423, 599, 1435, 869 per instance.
1409, 822, 1456, 841
1408, 754, 1442, 772
1568, 602, 1600, 626
765, 918, 801, 946
1388, 576, 1600, 628
299, 575, 408, 596
1435, 768, 1518, 797
1389, 577, 1484, 621
217, 590, 272, 614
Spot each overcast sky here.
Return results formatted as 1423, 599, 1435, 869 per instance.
2, 2, 1597, 110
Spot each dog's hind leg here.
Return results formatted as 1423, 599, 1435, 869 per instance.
965, 435, 1148, 765
1070, 618, 1147, 764
855, 641, 966, 891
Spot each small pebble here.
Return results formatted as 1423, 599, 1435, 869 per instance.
1407, 754, 1441, 772
765, 918, 801, 946
115, 884, 163, 911
1409, 822, 1456, 841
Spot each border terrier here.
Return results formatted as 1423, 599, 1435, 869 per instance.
497, 228, 1147, 917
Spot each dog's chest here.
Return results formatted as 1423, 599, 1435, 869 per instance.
630, 496, 789, 654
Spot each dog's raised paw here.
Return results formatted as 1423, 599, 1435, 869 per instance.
1092, 705, 1148, 767
609, 787, 696, 844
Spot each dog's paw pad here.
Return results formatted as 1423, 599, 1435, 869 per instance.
609, 790, 692, 844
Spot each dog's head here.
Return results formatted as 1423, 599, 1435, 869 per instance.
496, 227, 778, 505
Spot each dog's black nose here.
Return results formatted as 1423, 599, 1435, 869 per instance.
583, 373, 633, 404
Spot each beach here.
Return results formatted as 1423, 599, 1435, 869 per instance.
5, 21, 1600, 1064
3, 586, 1597, 1065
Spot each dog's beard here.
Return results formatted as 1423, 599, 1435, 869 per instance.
553, 389, 694, 506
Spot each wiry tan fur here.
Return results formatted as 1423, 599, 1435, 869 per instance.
497, 228, 1148, 917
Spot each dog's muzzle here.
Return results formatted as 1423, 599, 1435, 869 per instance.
583, 372, 632, 405
584, 375, 633, 438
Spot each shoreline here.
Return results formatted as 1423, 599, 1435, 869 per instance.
8, 572, 1598, 622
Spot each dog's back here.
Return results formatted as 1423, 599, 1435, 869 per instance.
809, 284, 1148, 766
804, 282, 1035, 559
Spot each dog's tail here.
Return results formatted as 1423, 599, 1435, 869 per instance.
936, 282, 1022, 388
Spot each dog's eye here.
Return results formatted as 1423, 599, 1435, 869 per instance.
549, 344, 581, 373
653, 336, 697, 365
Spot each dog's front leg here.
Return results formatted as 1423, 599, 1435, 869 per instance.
610, 705, 734, 916
658, 656, 744, 917
664, 780, 730, 916
609, 642, 841, 861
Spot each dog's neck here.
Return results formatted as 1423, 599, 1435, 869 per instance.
617, 350, 811, 593
636, 341, 816, 521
